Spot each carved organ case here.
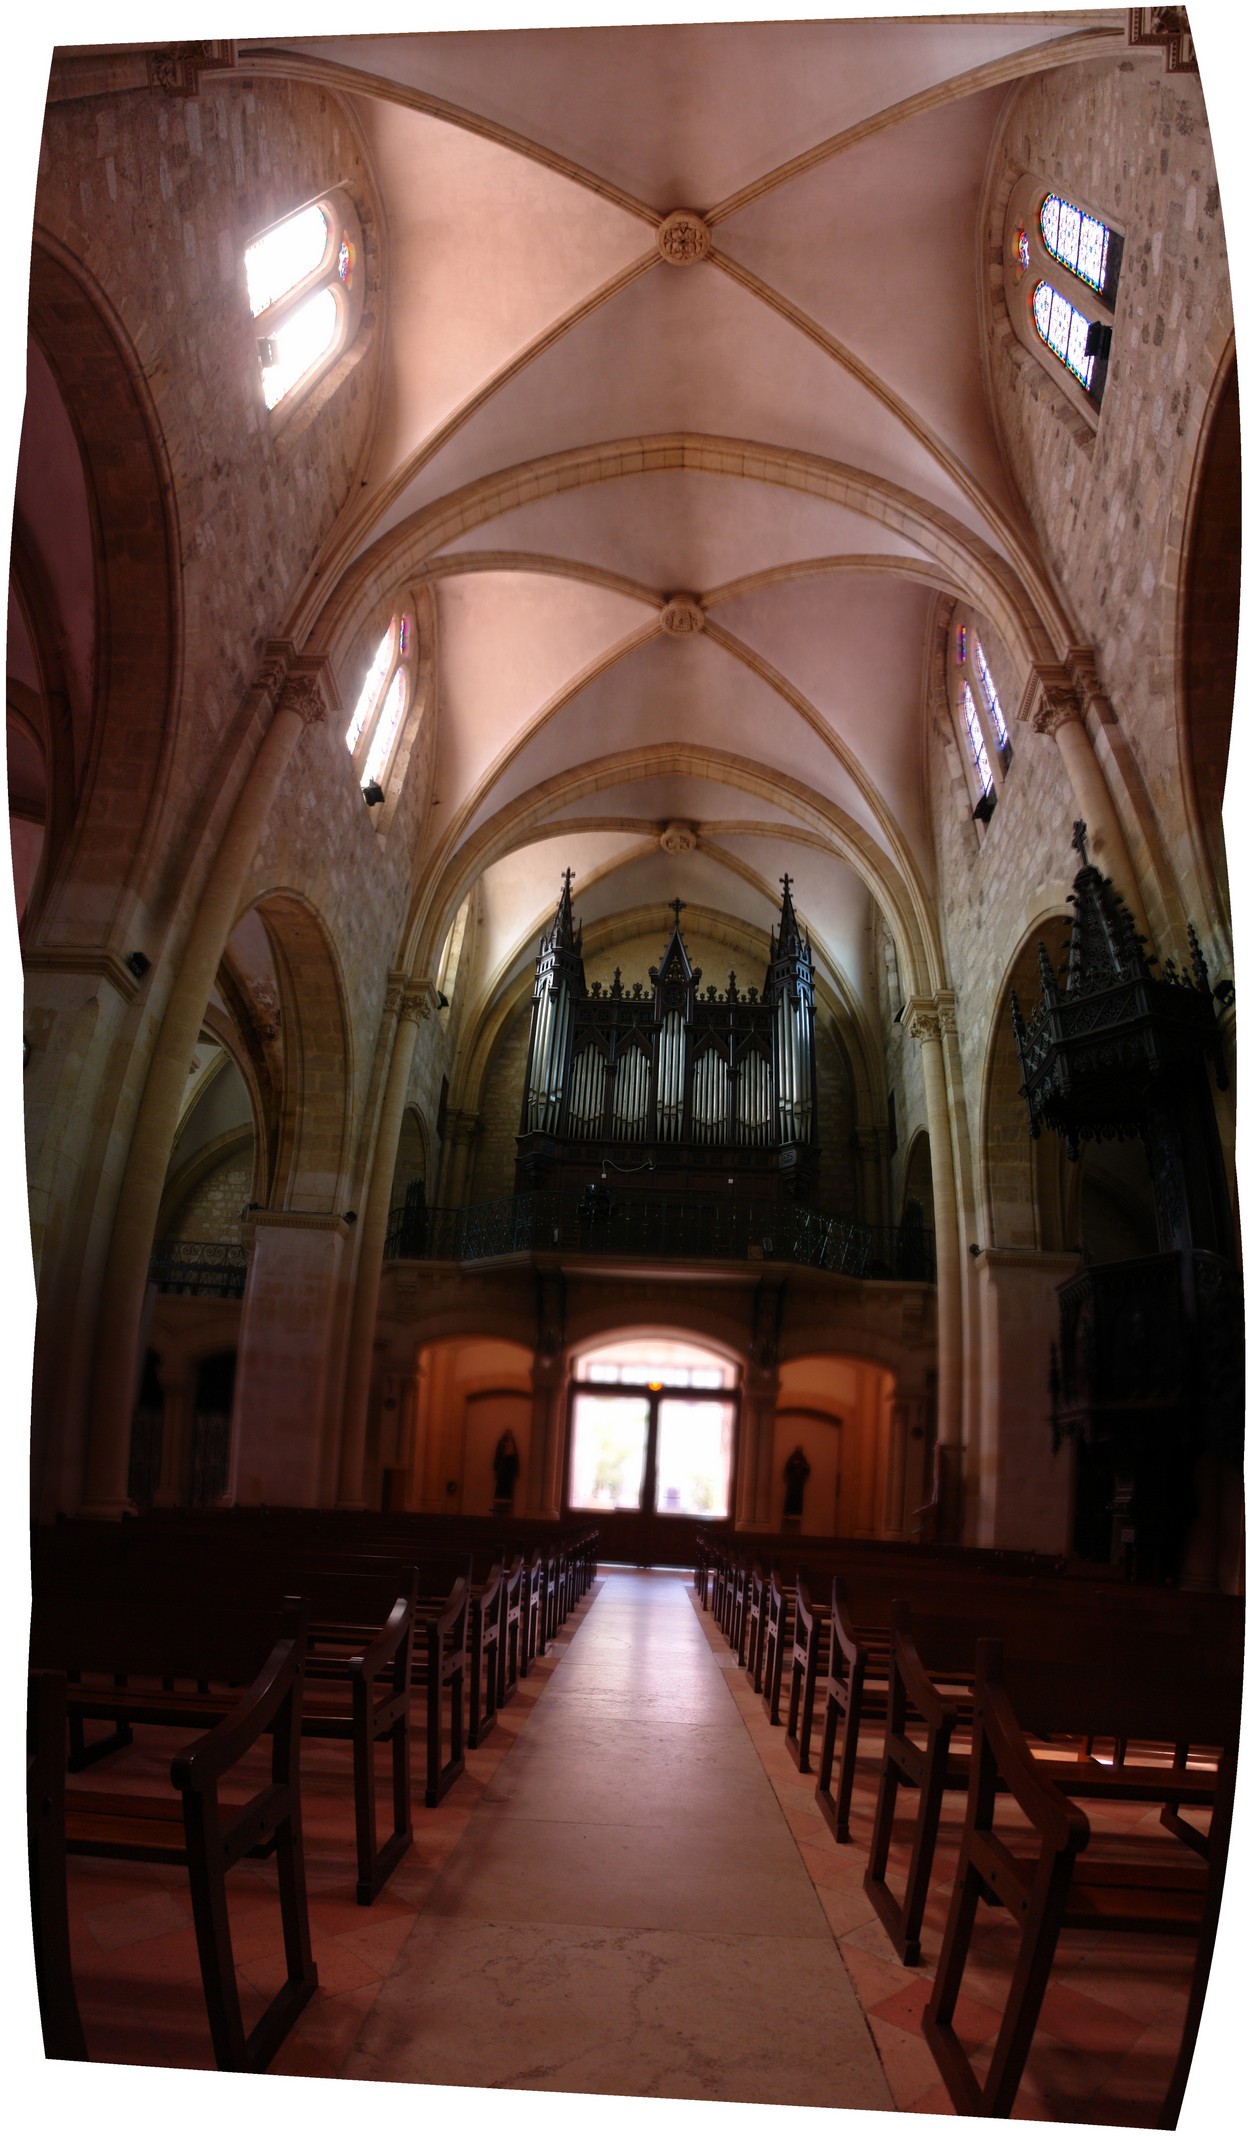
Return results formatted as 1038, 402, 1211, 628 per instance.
516, 874, 819, 1200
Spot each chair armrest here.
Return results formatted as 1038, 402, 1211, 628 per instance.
976, 1642, 1091, 1855
170, 1632, 303, 1793
349, 1594, 414, 1689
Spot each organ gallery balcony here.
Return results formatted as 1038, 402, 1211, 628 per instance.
382, 1186, 934, 1282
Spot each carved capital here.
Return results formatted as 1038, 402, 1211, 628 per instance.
1026, 663, 1084, 738
659, 594, 705, 635
1065, 646, 1109, 720
905, 998, 942, 1045
400, 980, 439, 1026
659, 821, 698, 855
656, 211, 710, 266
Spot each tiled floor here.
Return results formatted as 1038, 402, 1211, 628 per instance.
32, 1569, 1237, 2135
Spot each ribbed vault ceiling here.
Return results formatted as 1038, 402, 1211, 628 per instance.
248, 13, 1123, 1029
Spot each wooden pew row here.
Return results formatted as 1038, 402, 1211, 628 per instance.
864, 1586, 1244, 1972
31, 1540, 460, 1900
28, 1600, 318, 2071
921, 1612, 1242, 2123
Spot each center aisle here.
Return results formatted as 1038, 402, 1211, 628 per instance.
342, 1569, 893, 2106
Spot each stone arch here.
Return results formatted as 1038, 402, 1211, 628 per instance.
775, 1351, 900, 1537
980, 916, 1072, 1252
390, 1105, 430, 1209
24, 235, 180, 936
245, 890, 354, 1212
410, 1334, 536, 1516
900, 1128, 935, 1236
1174, 342, 1239, 941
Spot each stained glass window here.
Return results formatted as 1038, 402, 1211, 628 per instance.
362, 670, 408, 788
956, 624, 967, 663
246, 205, 330, 317
1033, 281, 1094, 388
961, 682, 994, 799
1040, 193, 1111, 294
974, 640, 1009, 750
337, 234, 354, 286
257, 287, 339, 411
345, 623, 396, 752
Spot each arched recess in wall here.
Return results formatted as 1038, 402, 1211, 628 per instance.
774, 1355, 899, 1537
240, 891, 353, 1212
409, 1335, 535, 1517
900, 1129, 934, 1234
22, 240, 178, 935
389, 1105, 429, 1209
986, 918, 1161, 1263
981, 920, 1073, 1252
1178, 351, 1239, 935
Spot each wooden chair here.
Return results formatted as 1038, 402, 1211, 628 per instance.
27, 1671, 88, 2061
814, 1576, 892, 1842
51, 1602, 318, 2073
922, 1625, 1242, 2124
785, 1569, 831, 1772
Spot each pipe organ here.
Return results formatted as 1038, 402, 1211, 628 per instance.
516, 874, 820, 1199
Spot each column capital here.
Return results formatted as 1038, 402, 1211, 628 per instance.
443, 1107, 480, 1146
255, 642, 342, 727
1023, 662, 1085, 738
1064, 645, 1109, 719
904, 996, 943, 1044
400, 979, 439, 1026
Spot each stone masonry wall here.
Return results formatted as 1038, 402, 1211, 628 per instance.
34, 74, 383, 929
984, 51, 1232, 945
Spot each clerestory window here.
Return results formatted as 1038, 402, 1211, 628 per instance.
1003, 176, 1121, 420
345, 610, 417, 806
245, 191, 364, 416
949, 615, 1014, 828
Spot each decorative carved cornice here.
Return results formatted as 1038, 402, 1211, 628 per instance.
659, 594, 705, 635
1065, 645, 1111, 722
1128, 8, 1197, 72
22, 944, 143, 1003
1024, 663, 1085, 738
147, 41, 238, 95
656, 212, 711, 266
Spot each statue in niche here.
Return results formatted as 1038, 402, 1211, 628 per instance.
492, 1429, 521, 1512
782, 1444, 811, 1522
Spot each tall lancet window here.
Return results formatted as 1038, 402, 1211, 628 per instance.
949, 613, 1015, 828
344, 608, 418, 805
245, 192, 365, 415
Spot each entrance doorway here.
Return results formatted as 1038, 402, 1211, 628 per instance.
564, 1336, 737, 1564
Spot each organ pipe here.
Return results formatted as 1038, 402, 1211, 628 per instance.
517, 873, 819, 1182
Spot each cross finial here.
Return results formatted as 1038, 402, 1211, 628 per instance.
1071, 821, 1088, 865
780, 872, 794, 897
562, 867, 576, 893
670, 897, 685, 923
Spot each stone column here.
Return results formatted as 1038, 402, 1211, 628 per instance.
80, 649, 338, 1516
737, 1363, 779, 1526
1027, 661, 1149, 934
336, 979, 436, 1508
230, 1210, 351, 1506
906, 998, 963, 1538
530, 1348, 571, 1517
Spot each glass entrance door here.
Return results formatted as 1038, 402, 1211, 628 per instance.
564, 1337, 737, 1559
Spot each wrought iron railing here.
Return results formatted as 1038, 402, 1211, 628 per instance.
383, 1189, 934, 1281
148, 1239, 248, 1298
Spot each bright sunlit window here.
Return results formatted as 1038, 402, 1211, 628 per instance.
245, 192, 364, 415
